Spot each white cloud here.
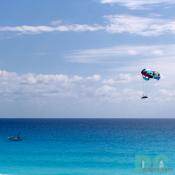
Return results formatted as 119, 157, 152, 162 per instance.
103, 74, 134, 85
100, 0, 175, 9
67, 44, 175, 63
0, 70, 139, 101
86, 74, 101, 81
105, 15, 175, 36
0, 24, 104, 34
1, 15, 175, 36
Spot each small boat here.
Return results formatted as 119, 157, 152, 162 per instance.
8, 132, 23, 141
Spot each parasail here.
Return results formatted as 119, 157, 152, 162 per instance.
141, 69, 160, 99
141, 69, 160, 81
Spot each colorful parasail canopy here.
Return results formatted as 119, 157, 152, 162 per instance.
141, 69, 160, 81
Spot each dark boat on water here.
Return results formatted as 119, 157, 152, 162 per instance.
8, 132, 23, 141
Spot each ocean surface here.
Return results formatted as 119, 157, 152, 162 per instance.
0, 119, 174, 175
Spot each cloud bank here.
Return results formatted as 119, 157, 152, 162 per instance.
0, 69, 174, 117
0, 70, 138, 101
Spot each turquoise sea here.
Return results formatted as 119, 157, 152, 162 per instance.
0, 119, 174, 175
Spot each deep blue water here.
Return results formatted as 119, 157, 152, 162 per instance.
0, 119, 174, 175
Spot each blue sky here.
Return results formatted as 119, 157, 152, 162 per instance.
0, 0, 175, 117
